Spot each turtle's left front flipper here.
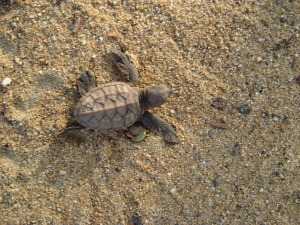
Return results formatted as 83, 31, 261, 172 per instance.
77, 70, 96, 95
111, 48, 139, 86
138, 111, 178, 143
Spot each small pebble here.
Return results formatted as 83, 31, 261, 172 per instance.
56, 207, 62, 213
170, 187, 177, 194
233, 143, 242, 156
208, 130, 214, 139
14, 57, 21, 64
196, 211, 202, 217
236, 105, 251, 114
109, 0, 117, 6
17, 173, 30, 183
2, 194, 12, 205
2, 77, 12, 87
211, 97, 225, 110
115, 167, 121, 172
59, 170, 67, 175
236, 204, 242, 210
262, 111, 269, 117
213, 177, 221, 187
170, 109, 176, 114
273, 171, 280, 176
133, 215, 142, 225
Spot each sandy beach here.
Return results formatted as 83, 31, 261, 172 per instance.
0, 0, 299, 224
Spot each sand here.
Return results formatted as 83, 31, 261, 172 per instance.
0, 0, 299, 224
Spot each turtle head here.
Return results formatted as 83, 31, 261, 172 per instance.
143, 85, 173, 109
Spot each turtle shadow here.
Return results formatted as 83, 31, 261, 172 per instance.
34, 129, 128, 186
36, 125, 176, 188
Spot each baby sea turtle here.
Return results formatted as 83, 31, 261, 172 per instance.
68, 49, 178, 143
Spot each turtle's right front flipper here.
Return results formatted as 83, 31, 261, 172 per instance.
138, 111, 178, 143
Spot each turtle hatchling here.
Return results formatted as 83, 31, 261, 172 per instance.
68, 49, 178, 143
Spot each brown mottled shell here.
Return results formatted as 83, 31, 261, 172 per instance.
74, 82, 143, 131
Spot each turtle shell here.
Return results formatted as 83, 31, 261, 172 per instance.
74, 82, 143, 131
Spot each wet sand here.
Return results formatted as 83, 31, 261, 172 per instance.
0, 0, 299, 224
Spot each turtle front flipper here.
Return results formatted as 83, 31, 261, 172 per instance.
78, 70, 96, 95
138, 111, 178, 143
111, 48, 139, 86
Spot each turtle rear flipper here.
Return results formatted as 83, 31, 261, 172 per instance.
78, 70, 96, 95
59, 123, 86, 135
111, 48, 139, 86
138, 111, 178, 143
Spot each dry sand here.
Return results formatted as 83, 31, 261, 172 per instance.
0, 0, 299, 224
